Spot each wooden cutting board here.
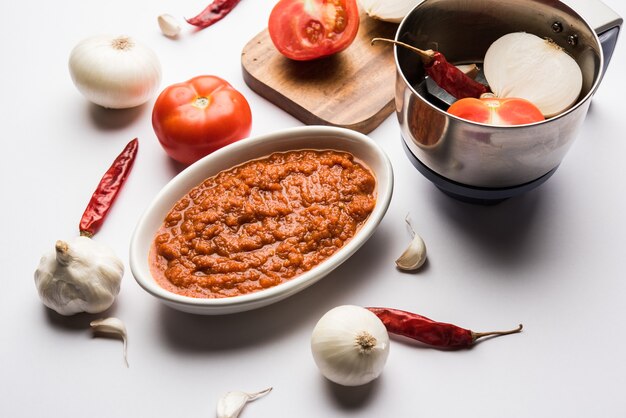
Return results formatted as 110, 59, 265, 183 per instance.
241, 15, 398, 134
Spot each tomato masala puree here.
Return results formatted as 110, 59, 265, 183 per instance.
149, 150, 376, 298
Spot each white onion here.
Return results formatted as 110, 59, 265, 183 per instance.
357, 0, 423, 23
483, 32, 583, 117
68, 35, 162, 109
311, 305, 390, 386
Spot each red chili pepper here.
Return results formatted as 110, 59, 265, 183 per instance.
367, 307, 522, 348
186, 0, 242, 29
372, 38, 489, 99
425, 51, 489, 99
79, 138, 139, 237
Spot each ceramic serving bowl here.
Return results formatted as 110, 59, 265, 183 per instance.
129, 126, 393, 315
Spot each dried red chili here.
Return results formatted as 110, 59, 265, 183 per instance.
371, 38, 489, 99
367, 307, 522, 348
186, 0, 242, 29
79, 138, 139, 237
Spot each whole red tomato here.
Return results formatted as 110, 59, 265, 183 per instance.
447, 97, 545, 126
152, 75, 252, 165
268, 0, 360, 61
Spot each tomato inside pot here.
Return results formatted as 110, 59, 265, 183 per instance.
447, 97, 545, 126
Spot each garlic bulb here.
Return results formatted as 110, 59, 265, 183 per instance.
483, 32, 583, 117
34, 236, 124, 316
68, 34, 162, 109
216, 387, 272, 418
358, 0, 423, 23
311, 305, 390, 386
90, 317, 129, 367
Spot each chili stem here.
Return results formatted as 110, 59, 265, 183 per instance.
371, 37, 435, 65
471, 324, 523, 342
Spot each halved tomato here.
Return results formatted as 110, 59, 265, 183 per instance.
447, 97, 545, 126
268, 0, 360, 61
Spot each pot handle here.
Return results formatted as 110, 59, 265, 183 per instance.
562, 0, 622, 74
598, 26, 621, 75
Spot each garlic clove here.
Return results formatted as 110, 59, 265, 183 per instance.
395, 214, 427, 271
90, 317, 129, 368
456, 63, 479, 79
158, 14, 181, 37
395, 233, 427, 271
216, 387, 272, 418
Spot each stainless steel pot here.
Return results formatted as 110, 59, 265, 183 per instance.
395, 0, 622, 202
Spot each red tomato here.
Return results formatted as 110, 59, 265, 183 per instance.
268, 0, 360, 61
447, 97, 545, 126
152, 75, 252, 165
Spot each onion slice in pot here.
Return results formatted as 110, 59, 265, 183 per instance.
483, 32, 583, 118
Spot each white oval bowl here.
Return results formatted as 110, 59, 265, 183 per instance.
129, 126, 393, 315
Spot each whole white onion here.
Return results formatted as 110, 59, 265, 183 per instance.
311, 305, 390, 386
68, 34, 162, 109
357, 0, 424, 23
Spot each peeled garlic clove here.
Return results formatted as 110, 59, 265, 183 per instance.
217, 387, 272, 418
90, 317, 129, 368
395, 232, 427, 271
456, 63, 479, 79
158, 14, 181, 37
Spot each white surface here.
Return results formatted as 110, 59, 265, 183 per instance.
130, 126, 393, 314
1, 1, 625, 417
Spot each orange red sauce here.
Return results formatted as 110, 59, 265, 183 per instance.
149, 150, 376, 298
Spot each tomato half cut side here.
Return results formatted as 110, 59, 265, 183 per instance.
447, 98, 491, 124
497, 98, 545, 125
448, 97, 545, 126
268, 0, 360, 61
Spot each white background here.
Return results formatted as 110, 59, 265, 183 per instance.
1, 1, 625, 417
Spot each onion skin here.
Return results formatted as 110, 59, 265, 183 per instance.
68, 35, 162, 109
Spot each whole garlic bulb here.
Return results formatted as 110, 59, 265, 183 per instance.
34, 236, 124, 316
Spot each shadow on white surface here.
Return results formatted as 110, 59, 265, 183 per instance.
43, 303, 119, 331
427, 184, 550, 272
87, 102, 150, 131
322, 373, 382, 411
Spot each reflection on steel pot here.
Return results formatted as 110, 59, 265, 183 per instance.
395, 0, 622, 203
